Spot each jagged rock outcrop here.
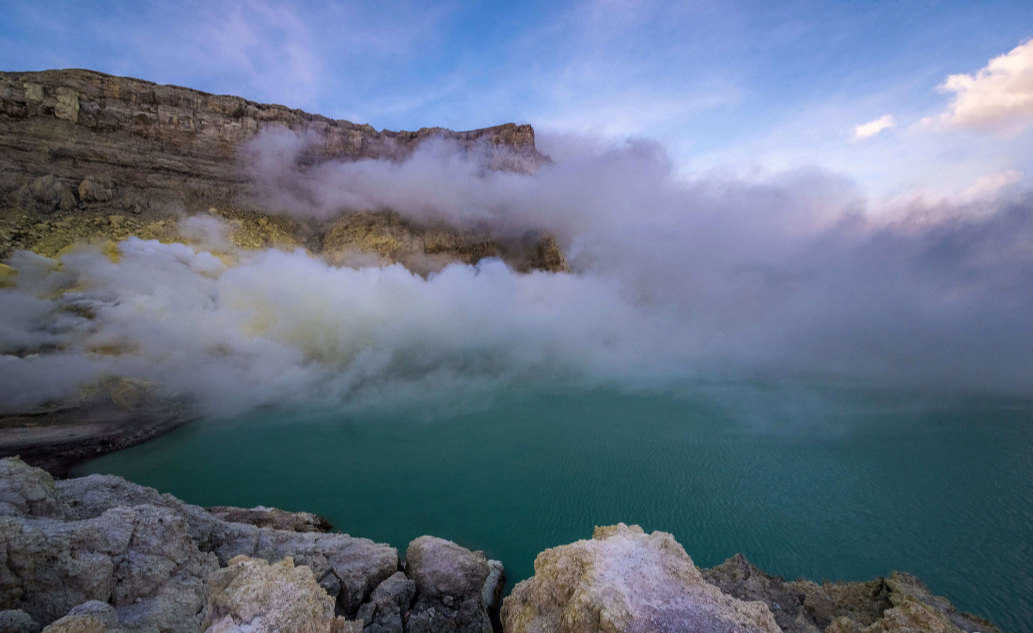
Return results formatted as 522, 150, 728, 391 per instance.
0, 457, 505, 633
0, 69, 567, 273
502, 523, 781, 633
405, 536, 504, 633
703, 554, 1003, 633
1, 505, 217, 631
355, 572, 416, 633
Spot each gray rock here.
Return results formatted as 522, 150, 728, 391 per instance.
0, 504, 217, 631
0, 457, 62, 518
0, 458, 400, 627
355, 571, 415, 633
56, 472, 398, 617
0, 609, 42, 633
703, 553, 820, 633
404, 536, 499, 633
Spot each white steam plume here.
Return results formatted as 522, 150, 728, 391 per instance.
2, 133, 1032, 417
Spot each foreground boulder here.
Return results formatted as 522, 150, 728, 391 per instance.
1, 505, 216, 631
502, 523, 780, 633
201, 555, 356, 633
405, 536, 504, 633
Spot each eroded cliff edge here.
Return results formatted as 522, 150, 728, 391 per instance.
0, 69, 566, 273
0, 457, 1005, 633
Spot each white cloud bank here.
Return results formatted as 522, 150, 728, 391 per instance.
929, 38, 1033, 135
853, 114, 895, 140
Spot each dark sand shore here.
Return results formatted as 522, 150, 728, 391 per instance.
0, 403, 192, 476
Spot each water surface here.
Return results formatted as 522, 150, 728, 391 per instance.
78, 383, 1033, 632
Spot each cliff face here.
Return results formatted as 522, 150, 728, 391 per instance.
0, 69, 564, 272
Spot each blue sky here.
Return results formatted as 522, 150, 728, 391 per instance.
2, 0, 1032, 202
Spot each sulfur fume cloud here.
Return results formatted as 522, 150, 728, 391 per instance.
2, 133, 1032, 418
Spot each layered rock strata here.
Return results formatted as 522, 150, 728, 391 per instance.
0, 69, 567, 273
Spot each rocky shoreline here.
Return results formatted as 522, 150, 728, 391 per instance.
0, 457, 1004, 633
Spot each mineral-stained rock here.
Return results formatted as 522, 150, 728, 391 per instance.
355, 571, 416, 633
226, 527, 399, 618
76, 177, 114, 204
404, 536, 504, 633
201, 555, 340, 633
703, 554, 1004, 633
502, 523, 780, 633
321, 210, 504, 275
513, 231, 570, 273
20, 176, 77, 213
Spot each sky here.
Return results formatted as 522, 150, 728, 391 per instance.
1, 0, 1032, 201
4, 1, 1033, 409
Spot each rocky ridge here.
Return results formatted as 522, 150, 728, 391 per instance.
0, 69, 567, 273
0, 457, 1005, 633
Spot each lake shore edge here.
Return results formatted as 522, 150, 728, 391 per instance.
0, 456, 1006, 633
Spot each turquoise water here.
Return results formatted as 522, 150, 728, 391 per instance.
77, 383, 1033, 633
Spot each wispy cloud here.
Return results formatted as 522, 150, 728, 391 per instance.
925, 38, 1033, 135
852, 114, 894, 140
133, 0, 324, 107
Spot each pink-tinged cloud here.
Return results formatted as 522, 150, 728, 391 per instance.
931, 38, 1033, 135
